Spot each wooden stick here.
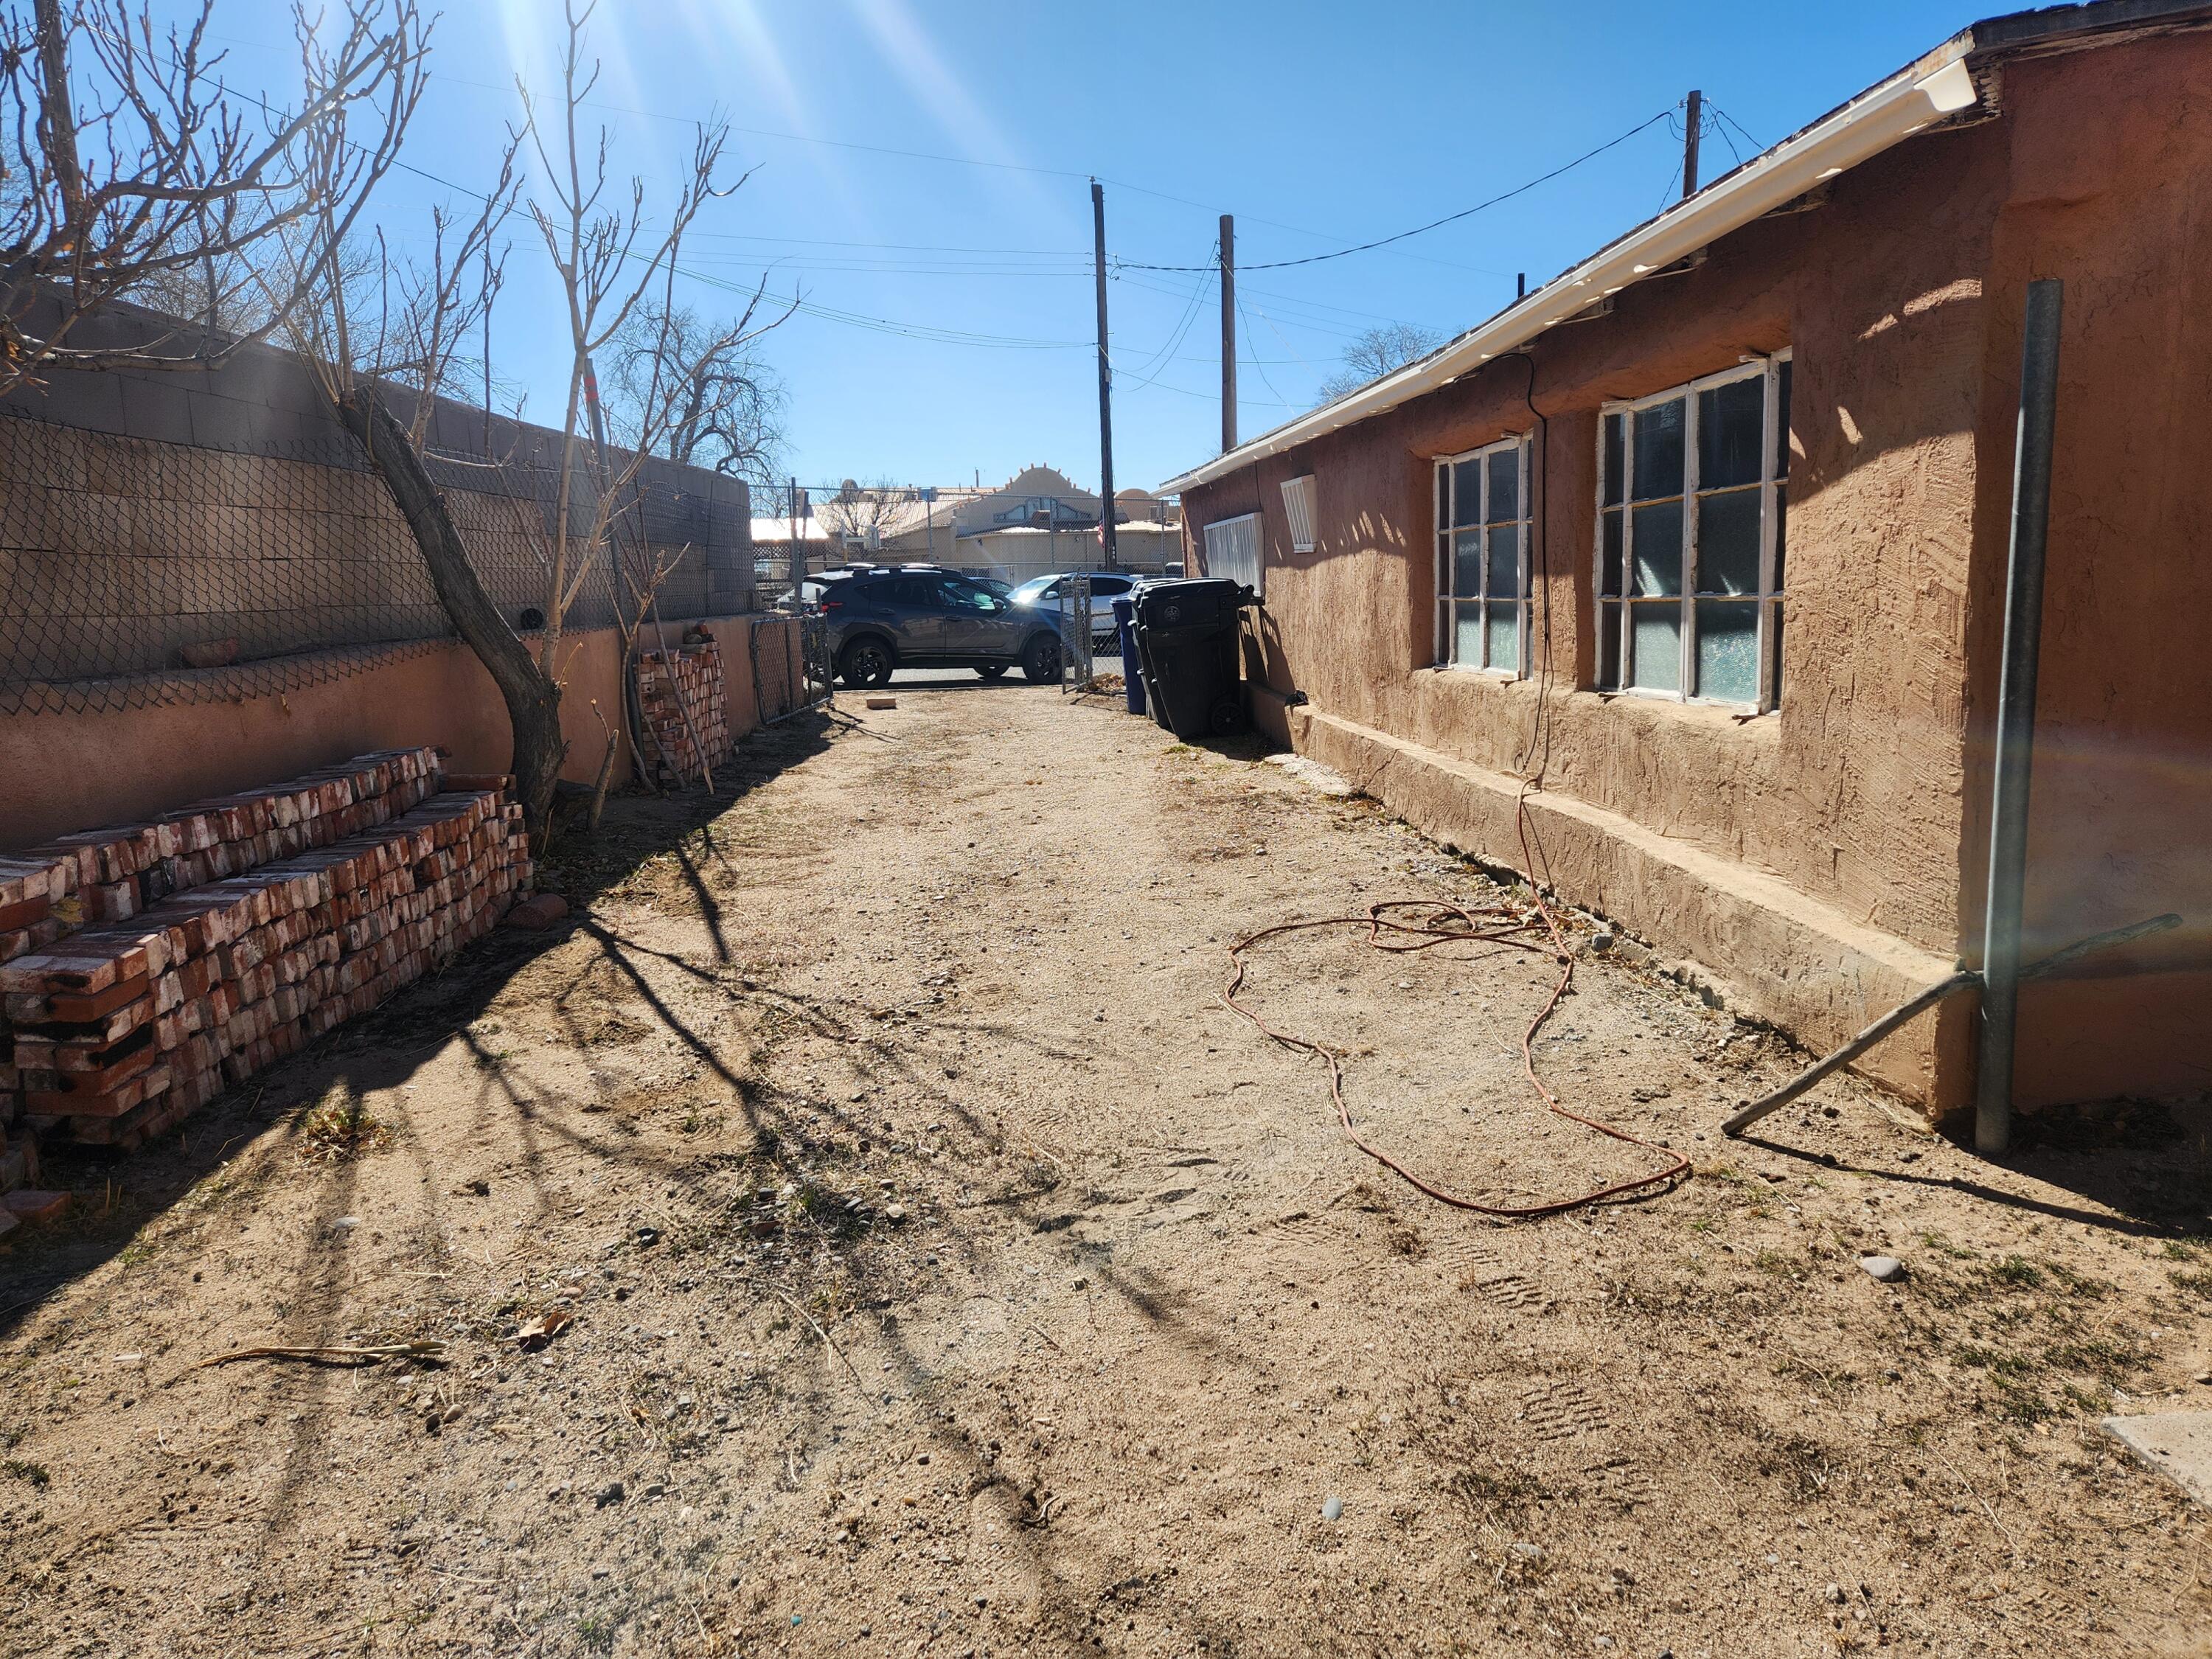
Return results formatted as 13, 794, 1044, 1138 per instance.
192, 1339, 446, 1370
773, 1288, 872, 1403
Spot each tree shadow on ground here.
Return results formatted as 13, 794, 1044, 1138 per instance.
0, 710, 838, 1342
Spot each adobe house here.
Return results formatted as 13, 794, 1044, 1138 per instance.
1163, 0, 2212, 1121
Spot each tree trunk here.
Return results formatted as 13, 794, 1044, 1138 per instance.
332, 386, 568, 841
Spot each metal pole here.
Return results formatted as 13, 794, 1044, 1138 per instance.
1976, 277, 2065, 1156
787, 476, 800, 597
1091, 180, 1119, 572
1220, 214, 1237, 451
1683, 90, 1703, 197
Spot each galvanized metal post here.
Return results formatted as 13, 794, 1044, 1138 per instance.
1977, 278, 2064, 1155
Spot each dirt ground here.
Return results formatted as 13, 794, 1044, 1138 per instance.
3, 678, 2210, 1659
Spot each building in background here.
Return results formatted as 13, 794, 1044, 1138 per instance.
828, 467, 1182, 582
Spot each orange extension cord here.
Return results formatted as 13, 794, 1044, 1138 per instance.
1220, 804, 1692, 1220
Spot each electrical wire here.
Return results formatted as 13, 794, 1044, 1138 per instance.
1113, 110, 1674, 274
1220, 886, 1691, 1219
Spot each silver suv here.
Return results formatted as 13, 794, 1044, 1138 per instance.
818, 568, 1067, 689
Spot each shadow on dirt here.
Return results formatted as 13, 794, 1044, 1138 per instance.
0, 709, 839, 1343
1739, 1093, 2212, 1242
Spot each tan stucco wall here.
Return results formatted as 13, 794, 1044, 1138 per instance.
1961, 38, 2212, 1107
1186, 32, 2212, 1113
0, 615, 803, 850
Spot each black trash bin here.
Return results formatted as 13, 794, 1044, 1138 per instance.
1131, 577, 1258, 740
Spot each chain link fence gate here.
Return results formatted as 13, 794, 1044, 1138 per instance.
1062, 571, 1094, 694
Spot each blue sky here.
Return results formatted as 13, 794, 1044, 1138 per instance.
201, 0, 1982, 498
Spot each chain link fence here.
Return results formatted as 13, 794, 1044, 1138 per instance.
0, 316, 751, 717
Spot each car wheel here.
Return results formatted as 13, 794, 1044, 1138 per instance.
839, 637, 894, 689
1021, 632, 1064, 684
976, 664, 1009, 680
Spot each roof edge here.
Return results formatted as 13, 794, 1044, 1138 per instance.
1159, 45, 1979, 495
1161, 0, 2212, 498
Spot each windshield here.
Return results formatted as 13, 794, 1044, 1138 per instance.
1007, 576, 1055, 606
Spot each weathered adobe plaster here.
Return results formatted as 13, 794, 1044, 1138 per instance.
1202, 32, 2212, 1113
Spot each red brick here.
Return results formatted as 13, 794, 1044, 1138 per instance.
2, 1189, 69, 1225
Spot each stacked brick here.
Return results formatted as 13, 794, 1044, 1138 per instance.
636, 641, 730, 786
0, 751, 533, 1157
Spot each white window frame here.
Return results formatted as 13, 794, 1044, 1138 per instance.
1202, 511, 1264, 597
1280, 474, 1318, 554
1594, 352, 1790, 711
1430, 434, 1531, 676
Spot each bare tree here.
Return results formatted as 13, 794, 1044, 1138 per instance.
609, 296, 788, 488
817, 477, 917, 557
281, 0, 745, 843
0, 0, 423, 395
1315, 321, 1444, 403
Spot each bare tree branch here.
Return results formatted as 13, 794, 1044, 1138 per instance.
0, 0, 426, 393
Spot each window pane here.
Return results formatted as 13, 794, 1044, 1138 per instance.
1486, 602, 1520, 672
1602, 413, 1624, 507
1776, 359, 1792, 479
1774, 489, 1787, 590
1599, 601, 1622, 689
1696, 599, 1759, 703
1770, 602, 1785, 705
1453, 460, 1484, 527
1601, 509, 1624, 597
1696, 487, 1761, 594
1486, 447, 1519, 523
1630, 604, 1682, 692
1631, 397, 1686, 501
1486, 524, 1519, 599
1453, 529, 1483, 599
1436, 465, 1450, 534
1454, 602, 1483, 667
1697, 375, 1765, 490
1630, 500, 1682, 594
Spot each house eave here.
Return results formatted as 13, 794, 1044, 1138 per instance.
1160, 48, 1986, 495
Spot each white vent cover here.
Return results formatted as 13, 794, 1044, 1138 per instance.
1279, 474, 1318, 554
1202, 512, 1263, 597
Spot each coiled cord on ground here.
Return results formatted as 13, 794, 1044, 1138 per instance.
1220, 812, 1691, 1220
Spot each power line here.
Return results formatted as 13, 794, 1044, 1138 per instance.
1112, 109, 1674, 274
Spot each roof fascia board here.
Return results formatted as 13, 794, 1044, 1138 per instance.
1159, 53, 1979, 495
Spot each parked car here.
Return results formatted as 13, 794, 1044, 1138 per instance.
1006, 570, 1138, 650
818, 568, 1066, 687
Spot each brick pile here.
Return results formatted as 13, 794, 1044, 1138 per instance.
0, 750, 533, 1158
636, 641, 730, 786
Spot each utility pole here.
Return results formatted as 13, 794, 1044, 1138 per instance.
1683, 89, 1703, 198
1091, 180, 1119, 573
1220, 214, 1237, 453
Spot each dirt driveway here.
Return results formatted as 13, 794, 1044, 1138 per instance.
3, 683, 2209, 1658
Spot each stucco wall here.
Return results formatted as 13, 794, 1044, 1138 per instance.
1192, 111, 2005, 956
0, 615, 804, 851
1964, 35, 2212, 1105
1184, 31, 2212, 1112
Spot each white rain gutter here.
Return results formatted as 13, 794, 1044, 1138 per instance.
1161, 52, 1980, 495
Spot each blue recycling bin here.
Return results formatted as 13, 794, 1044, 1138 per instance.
1113, 595, 1145, 715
